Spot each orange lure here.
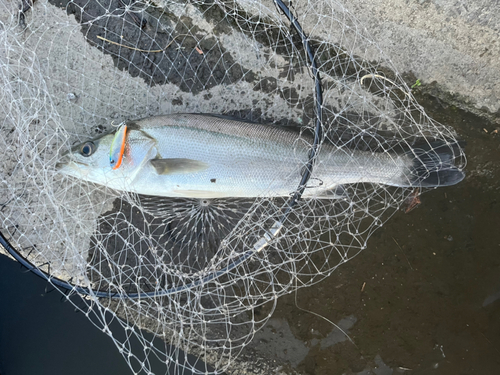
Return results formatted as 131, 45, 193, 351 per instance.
109, 123, 127, 170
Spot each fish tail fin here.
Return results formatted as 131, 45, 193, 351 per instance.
403, 139, 465, 188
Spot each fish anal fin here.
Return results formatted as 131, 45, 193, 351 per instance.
150, 158, 209, 175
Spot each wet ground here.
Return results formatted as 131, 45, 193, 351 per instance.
246, 94, 500, 374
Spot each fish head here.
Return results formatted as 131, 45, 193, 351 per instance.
56, 132, 118, 181
56, 126, 156, 186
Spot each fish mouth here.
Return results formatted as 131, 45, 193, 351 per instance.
55, 152, 71, 171
55, 154, 86, 173
56, 151, 73, 171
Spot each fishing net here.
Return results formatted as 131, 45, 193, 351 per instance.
0, 0, 465, 373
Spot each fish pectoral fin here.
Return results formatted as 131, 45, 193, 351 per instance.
150, 158, 209, 175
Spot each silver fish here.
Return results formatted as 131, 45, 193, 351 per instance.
56, 114, 464, 198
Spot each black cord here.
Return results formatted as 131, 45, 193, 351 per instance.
273, 0, 324, 219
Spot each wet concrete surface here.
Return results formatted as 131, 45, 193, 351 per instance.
247, 94, 500, 374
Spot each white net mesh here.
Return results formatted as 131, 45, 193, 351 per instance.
0, 0, 466, 373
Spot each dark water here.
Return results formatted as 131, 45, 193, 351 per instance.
0, 254, 207, 375
0, 255, 131, 374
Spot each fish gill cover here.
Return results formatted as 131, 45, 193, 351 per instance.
0, 0, 465, 374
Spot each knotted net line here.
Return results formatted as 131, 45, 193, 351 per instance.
0, 0, 465, 373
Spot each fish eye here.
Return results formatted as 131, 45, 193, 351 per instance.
80, 142, 96, 157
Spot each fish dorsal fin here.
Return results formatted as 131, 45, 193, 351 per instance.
150, 158, 209, 175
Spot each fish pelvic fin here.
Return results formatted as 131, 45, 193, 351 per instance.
150, 158, 209, 175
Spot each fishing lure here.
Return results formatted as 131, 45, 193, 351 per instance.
109, 122, 127, 170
